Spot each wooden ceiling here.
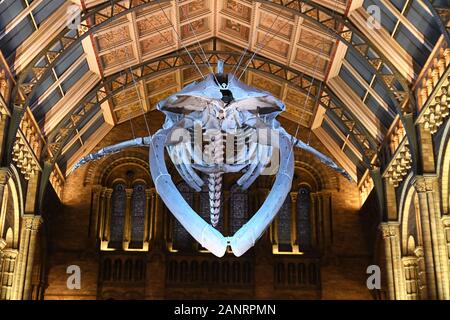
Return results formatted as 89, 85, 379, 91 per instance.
88, 0, 349, 128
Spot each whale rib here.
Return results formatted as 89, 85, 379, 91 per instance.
229, 133, 294, 257
70, 137, 150, 172
149, 130, 228, 257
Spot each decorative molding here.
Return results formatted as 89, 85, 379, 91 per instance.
11, 110, 45, 180
412, 175, 436, 193
358, 172, 374, 205
49, 166, 65, 201
380, 222, 400, 238
383, 136, 412, 188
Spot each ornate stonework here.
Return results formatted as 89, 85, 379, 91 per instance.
146, 73, 177, 93
380, 223, 400, 238
249, 73, 282, 97
413, 176, 436, 193
96, 25, 131, 51
222, 0, 252, 22
140, 31, 174, 55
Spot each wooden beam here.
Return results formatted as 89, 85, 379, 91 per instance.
313, 127, 358, 182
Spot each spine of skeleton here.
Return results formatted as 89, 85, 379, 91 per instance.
208, 131, 224, 227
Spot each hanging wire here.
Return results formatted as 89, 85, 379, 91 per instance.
237, 16, 292, 81
288, 0, 341, 164
231, 5, 285, 78
176, 0, 221, 85
196, 9, 294, 213
123, 52, 152, 136
156, 1, 206, 79
121, 71, 137, 139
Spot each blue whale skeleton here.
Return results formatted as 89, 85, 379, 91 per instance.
73, 63, 351, 257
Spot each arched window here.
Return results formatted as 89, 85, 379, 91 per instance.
95, 164, 153, 252
277, 197, 292, 251
230, 185, 248, 234
110, 184, 126, 246
297, 187, 312, 249
172, 182, 194, 251
130, 183, 146, 247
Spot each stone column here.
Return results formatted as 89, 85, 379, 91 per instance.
310, 193, 318, 248
380, 222, 406, 300
319, 192, 332, 250
289, 191, 298, 251
0, 169, 9, 234
0, 248, 18, 300
413, 175, 450, 299
123, 188, 133, 249
22, 216, 42, 300
153, 194, 165, 249
442, 216, 450, 283
0, 113, 8, 161
414, 246, 427, 299
149, 189, 156, 242
0, 238, 5, 298
89, 185, 102, 248
403, 256, 419, 300
143, 189, 152, 250
316, 193, 324, 251
102, 189, 112, 243
11, 215, 42, 300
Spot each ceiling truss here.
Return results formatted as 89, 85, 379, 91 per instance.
44, 43, 374, 169
6, 0, 171, 163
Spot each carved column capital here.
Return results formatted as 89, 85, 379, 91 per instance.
32, 216, 43, 230
22, 215, 34, 229
412, 175, 437, 193
441, 216, 450, 228
22, 215, 43, 230
289, 191, 298, 203
125, 188, 133, 198
91, 184, 103, 194
379, 222, 400, 238
402, 256, 418, 267
1, 248, 18, 258
104, 188, 113, 198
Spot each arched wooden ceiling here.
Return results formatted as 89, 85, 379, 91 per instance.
0, 0, 447, 185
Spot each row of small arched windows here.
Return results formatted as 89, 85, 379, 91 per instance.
274, 262, 319, 286
166, 260, 253, 285
100, 258, 146, 282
